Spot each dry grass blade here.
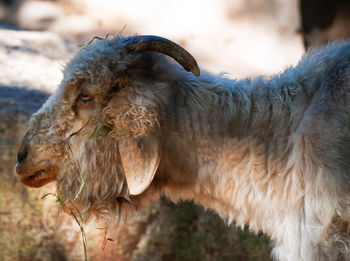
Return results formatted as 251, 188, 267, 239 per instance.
112, 60, 131, 65
80, 34, 116, 49
95, 227, 114, 250
88, 122, 102, 139
65, 119, 93, 200
41, 193, 88, 261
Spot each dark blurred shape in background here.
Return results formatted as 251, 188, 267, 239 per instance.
300, 0, 350, 48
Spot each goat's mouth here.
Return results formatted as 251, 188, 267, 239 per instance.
18, 166, 58, 188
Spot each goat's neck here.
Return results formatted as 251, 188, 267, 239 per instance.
156, 72, 310, 233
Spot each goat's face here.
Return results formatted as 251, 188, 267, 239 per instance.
15, 41, 119, 189
15, 35, 199, 216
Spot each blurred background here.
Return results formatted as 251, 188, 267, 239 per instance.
0, 0, 349, 260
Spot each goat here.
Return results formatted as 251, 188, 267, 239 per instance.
15, 35, 350, 261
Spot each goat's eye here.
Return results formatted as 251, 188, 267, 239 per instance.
79, 93, 92, 103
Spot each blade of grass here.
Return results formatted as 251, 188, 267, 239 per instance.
65, 119, 94, 200
88, 122, 102, 139
42, 193, 88, 261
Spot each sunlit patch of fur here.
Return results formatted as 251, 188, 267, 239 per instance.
104, 104, 158, 137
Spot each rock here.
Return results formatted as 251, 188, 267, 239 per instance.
0, 27, 75, 92
17, 0, 64, 31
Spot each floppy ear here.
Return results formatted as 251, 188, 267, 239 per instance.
103, 86, 161, 195
119, 136, 160, 195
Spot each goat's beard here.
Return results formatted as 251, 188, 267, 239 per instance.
56, 139, 129, 223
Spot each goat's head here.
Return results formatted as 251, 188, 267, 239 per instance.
15, 35, 199, 218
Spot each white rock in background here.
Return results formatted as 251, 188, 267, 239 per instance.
0, 28, 76, 92
17, 0, 64, 30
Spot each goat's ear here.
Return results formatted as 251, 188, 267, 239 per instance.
119, 136, 160, 195
103, 87, 161, 195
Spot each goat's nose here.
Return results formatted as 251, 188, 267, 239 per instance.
17, 147, 28, 163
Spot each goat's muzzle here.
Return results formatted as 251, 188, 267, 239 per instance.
16, 144, 58, 187
16, 162, 58, 187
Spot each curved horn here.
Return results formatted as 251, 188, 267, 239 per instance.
119, 35, 200, 77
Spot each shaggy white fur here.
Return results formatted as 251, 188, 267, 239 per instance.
16, 36, 350, 261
